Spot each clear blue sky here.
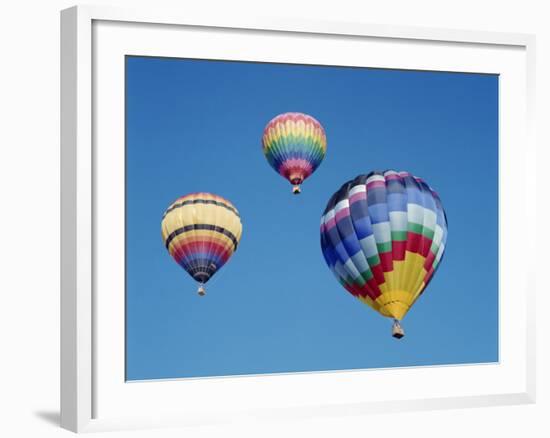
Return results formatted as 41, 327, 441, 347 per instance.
125, 56, 498, 381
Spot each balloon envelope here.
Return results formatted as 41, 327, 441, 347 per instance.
262, 112, 327, 194
320, 171, 448, 321
161, 193, 242, 289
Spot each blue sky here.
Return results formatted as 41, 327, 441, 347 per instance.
125, 56, 498, 381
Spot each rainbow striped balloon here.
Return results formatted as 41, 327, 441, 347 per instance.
261, 112, 327, 194
320, 171, 448, 337
161, 193, 242, 296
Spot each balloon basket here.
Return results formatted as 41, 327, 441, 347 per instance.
292, 185, 301, 195
197, 285, 206, 296
392, 319, 405, 339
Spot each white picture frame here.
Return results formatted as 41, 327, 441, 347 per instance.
60, 4, 536, 433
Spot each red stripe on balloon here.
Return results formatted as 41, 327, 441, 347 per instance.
335, 207, 350, 222
423, 251, 436, 271
353, 282, 381, 301
419, 235, 433, 257
349, 191, 367, 205
392, 240, 406, 261
365, 278, 382, 299
424, 267, 435, 284
406, 231, 422, 254
366, 180, 385, 190
172, 240, 232, 261
379, 251, 394, 272
384, 173, 401, 181
324, 216, 336, 231
345, 283, 361, 297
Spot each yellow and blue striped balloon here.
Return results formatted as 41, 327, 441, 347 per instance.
161, 192, 243, 296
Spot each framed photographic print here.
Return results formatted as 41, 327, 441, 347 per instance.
60, 4, 536, 433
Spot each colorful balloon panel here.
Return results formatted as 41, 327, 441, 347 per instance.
161, 193, 242, 285
262, 112, 327, 193
320, 171, 448, 321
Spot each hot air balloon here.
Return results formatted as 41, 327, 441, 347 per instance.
261, 112, 327, 194
320, 171, 448, 338
161, 192, 243, 296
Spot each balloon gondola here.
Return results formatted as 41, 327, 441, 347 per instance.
320, 170, 448, 338
161, 192, 243, 296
